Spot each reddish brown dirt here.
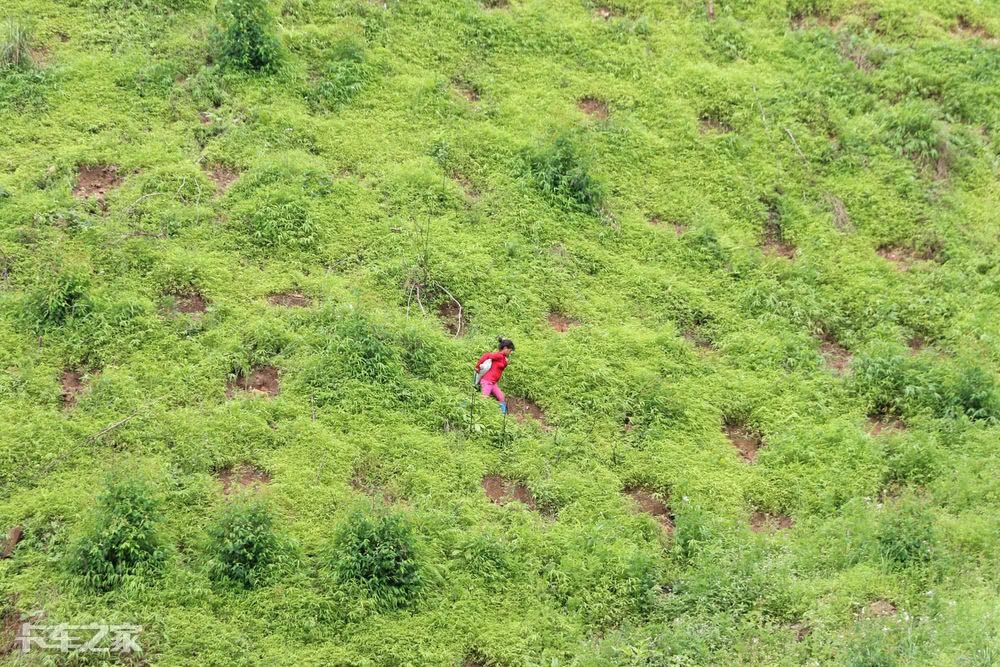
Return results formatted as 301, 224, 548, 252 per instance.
625, 486, 674, 533
819, 334, 851, 375
578, 97, 609, 120
481, 0, 508, 8
876, 244, 936, 270
750, 511, 794, 533
762, 215, 796, 259
862, 599, 897, 618
623, 415, 634, 432
1, 526, 24, 560
455, 81, 480, 103
204, 163, 239, 193
867, 415, 906, 435
507, 397, 549, 429
437, 300, 466, 337
724, 421, 761, 462
225, 366, 280, 398
268, 292, 312, 307
547, 312, 579, 332
61, 369, 92, 409
169, 291, 207, 314
594, 5, 618, 20
908, 336, 925, 353
1, 600, 20, 658
953, 15, 997, 42
72, 165, 122, 200
453, 173, 480, 202
683, 328, 714, 351
481, 475, 537, 510
791, 623, 811, 642
699, 116, 732, 133
216, 464, 271, 495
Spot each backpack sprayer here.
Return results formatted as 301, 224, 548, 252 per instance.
473, 358, 492, 387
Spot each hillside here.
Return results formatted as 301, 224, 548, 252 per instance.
1, 0, 1000, 664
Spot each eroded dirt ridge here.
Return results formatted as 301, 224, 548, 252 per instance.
225, 366, 280, 398
217, 464, 272, 495
481, 475, 537, 510
625, 486, 674, 533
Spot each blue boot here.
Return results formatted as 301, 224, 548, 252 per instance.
500, 402, 508, 415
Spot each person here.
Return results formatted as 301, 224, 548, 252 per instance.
475, 337, 515, 414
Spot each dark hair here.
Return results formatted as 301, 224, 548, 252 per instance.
498, 337, 515, 351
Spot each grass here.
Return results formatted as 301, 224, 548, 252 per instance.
1, 0, 999, 664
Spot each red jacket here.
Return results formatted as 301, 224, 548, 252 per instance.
476, 351, 508, 384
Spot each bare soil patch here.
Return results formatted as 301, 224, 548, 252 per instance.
61, 369, 96, 409
699, 115, 732, 134
268, 292, 312, 307
861, 599, 897, 618
762, 205, 796, 258
73, 165, 122, 202
453, 173, 480, 202
625, 486, 674, 533
547, 311, 579, 332
216, 464, 271, 495
1, 526, 23, 560
204, 163, 239, 193
750, 511, 794, 533
908, 336, 925, 353
169, 291, 207, 314
791, 623, 811, 642
507, 397, 549, 429
724, 419, 761, 462
1, 599, 20, 658
481, 0, 508, 8
578, 96, 609, 120
481, 475, 537, 510
454, 80, 481, 103
683, 328, 714, 351
594, 5, 620, 20
867, 415, 905, 435
876, 244, 937, 270
437, 300, 467, 337
953, 15, 997, 42
819, 334, 851, 375
226, 366, 280, 398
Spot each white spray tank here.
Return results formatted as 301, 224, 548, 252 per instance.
474, 358, 493, 387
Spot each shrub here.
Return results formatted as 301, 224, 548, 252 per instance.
232, 188, 317, 251
207, 499, 285, 589
330, 510, 421, 609
1, 18, 32, 69
307, 39, 371, 111
850, 345, 909, 416
68, 479, 165, 591
883, 102, 948, 169
944, 363, 1000, 423
213, 0, 282, 72
24, 271, 91, 329
877, 500, 934, 568
528, 134, 604, 215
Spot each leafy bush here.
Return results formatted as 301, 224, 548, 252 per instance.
307, 39, 371, 111
877, 500, 934, 568
213, 0, 282, 72
207, 499, 285, 589
330, 509, 421, 609
882, 432, 941, 488
851, 345, 909, 417
24, 271, 91, 329
68, 479, 165, 591
1, 18, 32, 69
232, 188, 317, 251
528, 134, 604, 215
883, 102, 948, 169
944, 363, 1000, 423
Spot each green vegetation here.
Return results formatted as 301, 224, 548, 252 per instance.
206, 497, 287, 589
330, 508, 421, 609
67, 478, 165, 591
1, 0, 999, 664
